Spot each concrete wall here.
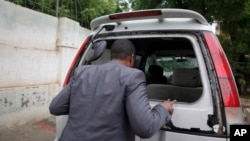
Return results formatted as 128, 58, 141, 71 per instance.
0, 1, 91, 130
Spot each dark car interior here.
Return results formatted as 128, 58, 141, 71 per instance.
88, 37, 203, 103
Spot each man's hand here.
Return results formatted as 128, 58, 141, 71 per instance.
161, 99, 176, 115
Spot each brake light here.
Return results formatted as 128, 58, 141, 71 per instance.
109, 10, 162, 20
63, 37, 90, 86
203, 31, 240, 107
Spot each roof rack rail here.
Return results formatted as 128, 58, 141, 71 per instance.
90, 8, 209, 30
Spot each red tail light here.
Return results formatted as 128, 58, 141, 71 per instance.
109, 10, 162, 20
63, 37, 90, 86
203, 31, 240, 107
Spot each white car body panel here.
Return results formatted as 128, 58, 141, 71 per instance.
139, 131, 226, 141
53, 8, 244, 141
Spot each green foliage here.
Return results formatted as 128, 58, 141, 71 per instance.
129, 0, 176, 10
8, 0, 56, 15
7, 0, 123, 29
240, 94, 250, 99
119, 0, 130, 12
80, 0, 120, 28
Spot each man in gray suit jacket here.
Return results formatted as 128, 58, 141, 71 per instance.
49, 39, 176, 141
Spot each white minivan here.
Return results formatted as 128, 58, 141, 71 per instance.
55, 9, 244, 141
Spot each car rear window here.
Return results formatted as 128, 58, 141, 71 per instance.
82, 36, 203, 103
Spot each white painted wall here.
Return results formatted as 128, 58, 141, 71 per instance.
0, 1, 91, 130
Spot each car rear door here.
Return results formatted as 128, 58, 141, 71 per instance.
134, 33, 230, 141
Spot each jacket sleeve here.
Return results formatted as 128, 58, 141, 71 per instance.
126, 70, 171, 138
49, 76, 74, 116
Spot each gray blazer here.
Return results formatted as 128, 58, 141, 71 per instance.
49, 61, 171, 141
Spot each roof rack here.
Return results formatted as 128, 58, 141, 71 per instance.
90, 8, 209, 30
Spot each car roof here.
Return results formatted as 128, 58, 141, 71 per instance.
90, 9, 212, 31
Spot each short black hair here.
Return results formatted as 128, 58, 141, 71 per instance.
110, 39, 135, 59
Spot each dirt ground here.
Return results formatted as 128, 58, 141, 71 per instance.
0, 116, 56, 141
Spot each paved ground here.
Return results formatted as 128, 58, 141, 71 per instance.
0, 116, 56, 141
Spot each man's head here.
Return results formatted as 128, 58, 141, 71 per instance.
110, 39, 135, 67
